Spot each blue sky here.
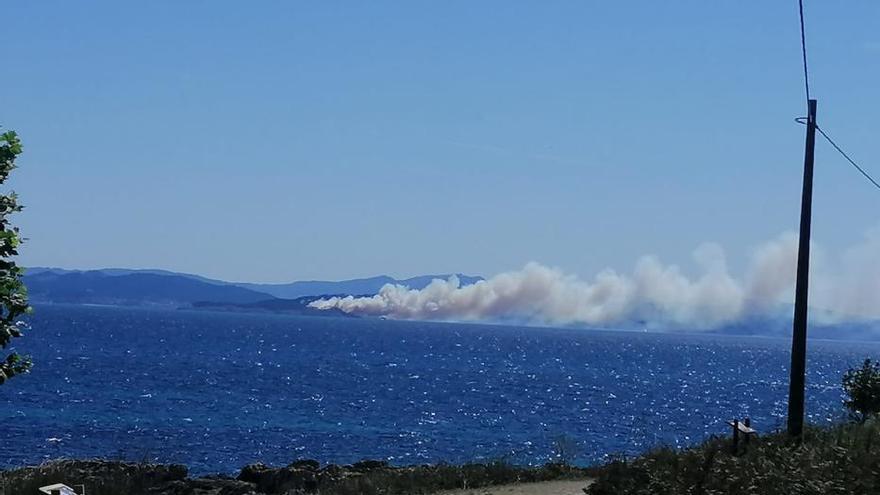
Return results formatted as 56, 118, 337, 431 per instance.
4, 1, 879, 283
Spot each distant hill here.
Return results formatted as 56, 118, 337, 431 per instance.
26, 266, 227, 285
237, 274, 484, 299
24, 267, 483, 309
24, 270, 274, 307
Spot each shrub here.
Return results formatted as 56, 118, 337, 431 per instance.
843, 358, 880, 422
0, 130, 31, 385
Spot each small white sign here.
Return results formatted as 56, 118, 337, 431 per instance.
38, 484, 78, 495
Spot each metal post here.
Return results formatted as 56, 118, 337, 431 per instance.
787, 99, 818, 437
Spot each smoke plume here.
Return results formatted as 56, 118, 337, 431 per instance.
309, 231, 880, 329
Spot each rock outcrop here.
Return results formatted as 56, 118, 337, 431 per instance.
0, 458, 591, 495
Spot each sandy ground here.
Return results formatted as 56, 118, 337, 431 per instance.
439, 479, 592, 495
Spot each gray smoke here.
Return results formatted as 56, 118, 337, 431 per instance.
309, 231, 879, 328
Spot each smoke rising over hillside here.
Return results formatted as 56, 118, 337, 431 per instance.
309, 231, 880, 329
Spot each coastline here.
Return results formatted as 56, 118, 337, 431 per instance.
6, 420, 879, 494
0, 458, 594, 495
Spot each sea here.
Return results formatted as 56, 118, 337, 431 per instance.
1, 304, 876, 475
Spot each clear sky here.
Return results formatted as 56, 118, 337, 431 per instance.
4, 1, 879, 283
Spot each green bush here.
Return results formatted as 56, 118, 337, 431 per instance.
843, 358, 880, 422
0, 130, 31, 385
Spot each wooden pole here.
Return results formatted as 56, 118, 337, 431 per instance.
787, 99, 818, 437
744, 417, 751, 446
732, 419, 740, 453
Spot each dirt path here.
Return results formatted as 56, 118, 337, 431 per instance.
438, 479, 592, 495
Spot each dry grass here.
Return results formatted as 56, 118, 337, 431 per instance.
587, 420, 880, 495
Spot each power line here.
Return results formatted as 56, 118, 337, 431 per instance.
816, 126, 880, 191
793, 1, 878, 193
797, 0, 811, 103
795, 117, 880, 191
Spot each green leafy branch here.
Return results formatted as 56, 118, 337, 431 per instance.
0, 130, 32, 384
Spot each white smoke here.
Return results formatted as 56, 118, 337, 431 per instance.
822, 228, 880, 319
309, 231, 880, 328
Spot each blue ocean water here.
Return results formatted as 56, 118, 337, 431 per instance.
1, 304, 876, 475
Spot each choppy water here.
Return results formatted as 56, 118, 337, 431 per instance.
1, 305, 876, 475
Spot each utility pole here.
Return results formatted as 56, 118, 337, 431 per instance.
787, 98, 817, 437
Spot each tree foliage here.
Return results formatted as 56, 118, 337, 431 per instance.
0, 130, 30, 384
843, 358, 880, 422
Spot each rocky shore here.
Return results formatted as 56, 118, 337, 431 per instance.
1, 458, 593, 495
